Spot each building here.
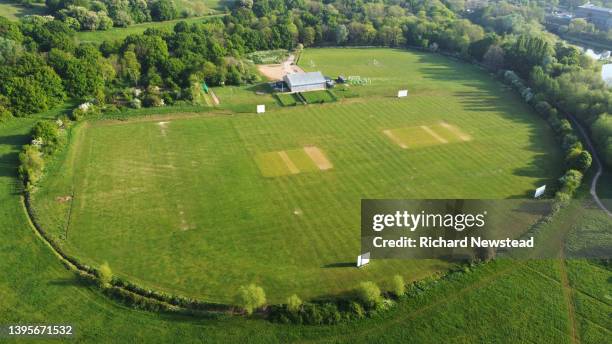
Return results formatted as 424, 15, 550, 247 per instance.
283, 71, 327, 93
575, 4, 612, 31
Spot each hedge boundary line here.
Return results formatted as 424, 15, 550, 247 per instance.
16, 46, 583, 322
22, 191, 236, 316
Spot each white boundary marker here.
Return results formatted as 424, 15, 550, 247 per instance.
357, 252, 370, 268
256, 104, 265, 114
534, 185, 546, 198
398, 90, 408, 98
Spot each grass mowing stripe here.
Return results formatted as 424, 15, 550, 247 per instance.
31, 48, 562, 303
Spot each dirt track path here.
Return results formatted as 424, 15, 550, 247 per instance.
567, 114, 612, 217
558, 248, 579, 344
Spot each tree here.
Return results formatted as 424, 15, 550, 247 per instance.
483, 45, 504, 70
568, 18, 590, 33
572, 150, 592, 172
0, 37, 23, 65
334, 24, 348, 45
0, 17, 24, 42
1, 77, 49, 116
150, 0, 177, 21
355, 281, 382, 309
468, 33, 497, 61
97, 262, 113, 287
559, 169, 583, 195
286, 294, 302, 313
391, 275, 405, 297
301, 26, 315, 46
120, 50, 141, 84
239, 0, 253, 8
236, 284, 266, 315
31, 120, 61, 153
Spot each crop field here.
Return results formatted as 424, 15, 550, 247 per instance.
31, 48, 564, 304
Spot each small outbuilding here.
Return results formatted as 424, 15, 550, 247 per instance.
283, 71, 327, 93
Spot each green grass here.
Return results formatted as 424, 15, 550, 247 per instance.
0, 0, 46, 21
30, 48, 565, 305
0, 110, 609, 342
275, 93, 300, 106
175, 0, 229, 15
0, 50, 608, 342
75, 14, 225, 43
300, 90, 337, 104
566, 260, 612, 342
213, 84, 278, 113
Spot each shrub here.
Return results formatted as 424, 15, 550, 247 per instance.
347, 301, 365, 319
130, 98, 142, 109
562, 134, 579, 150
31, 120, 65, 154
391, 275, 405, 297
558, 169, 583, 195
302, 303, 323, 324
558, 119, 573, 135
319, 303, 341, 324
569, 150, 592, 172
355, 281, 382, 309
143, 93, 164, 107
71, 108, 88, 121
236, 284, 266, 315
286, 294, 302, 313
0, 106, 12, 123
97, 262, 113, 287
18, 145, 44, 188
535, 101, 552, 117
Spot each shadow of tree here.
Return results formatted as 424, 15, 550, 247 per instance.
416, 54, 562, 199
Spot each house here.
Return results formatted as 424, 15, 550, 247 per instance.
575, 4, 612, 31
283, 72, 327, 93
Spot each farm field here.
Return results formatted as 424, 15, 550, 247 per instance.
31, 48, 565, 304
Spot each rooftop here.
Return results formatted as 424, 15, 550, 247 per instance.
578, 4, 612, 14
284, 71, 326, 86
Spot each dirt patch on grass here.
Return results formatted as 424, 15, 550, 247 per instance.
93, 112, 233, 127
383, 129, 408, 149
257, 54, 304, 81
420, 125, 448, 144
158, 121, 169, 136
439, 121, 471, 141
210, 90, 220, 105
278, 151, 300, 174
304, 146, 333, 170
55, 195, 72, 203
